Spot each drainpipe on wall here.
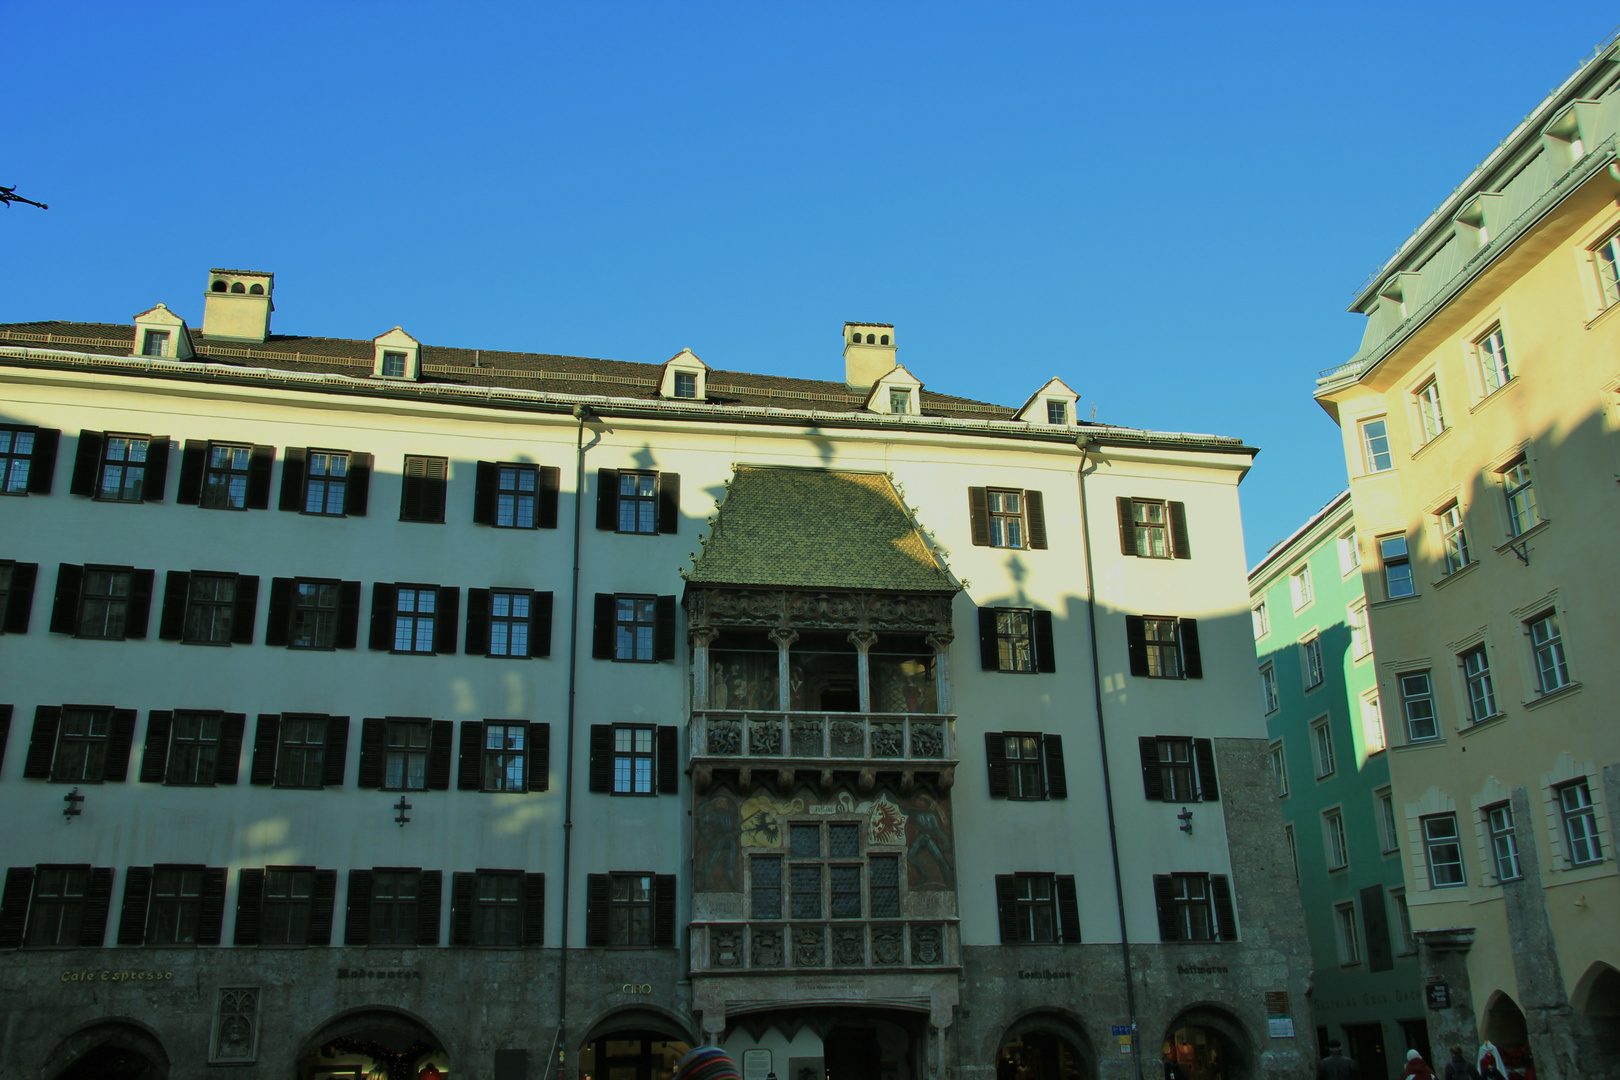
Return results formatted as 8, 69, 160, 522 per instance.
1075, 435, 1145, 1080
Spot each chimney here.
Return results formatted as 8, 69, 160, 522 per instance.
843, 321, 896, 389
202, 268, 275, 342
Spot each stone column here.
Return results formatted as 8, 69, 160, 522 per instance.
927, 631, 954, 717
1415, 927, 1477, 1055
690, 627, 719, 712
850, 630, 877, 714
768, 628, 798, 712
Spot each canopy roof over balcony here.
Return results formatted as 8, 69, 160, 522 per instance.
685, 466, 956, 593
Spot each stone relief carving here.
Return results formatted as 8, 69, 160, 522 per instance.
210, 986, 260, 1063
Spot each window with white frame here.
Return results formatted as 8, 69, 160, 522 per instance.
1361, 418, 1393, 473
1348, 600, 1371, 659
1334, 901, 1361, 963
1362, 693, 1386, 754
1269, 740, 1288, 798
1595, 228, 1620, 308
1252, 601, 1269, 639
1260, 665, 1279, 714
1301, 637, 1324, 690
1391, 889, 1415, 954
1311, 717, 1335, 778
1376, 787, 1399, 853
1324, 809, 1349, 871
1415, 378, 1445, 443
1337, 529, 1359, 575
1289, 566, 1313, 610
1527, 611, 1569, 694
1460, 645, 1496, 723
1475, 324, 1511, 394
1486, 802, 1521, 882
1045, 399, 1068, 425
1560, 781, 1603, 866
1380, 535, 1414, 599
1501, 456, 1539, 537
1423, 813, 1465, 887
1400, 671, 1438, 741
1439, 502, 1471, 574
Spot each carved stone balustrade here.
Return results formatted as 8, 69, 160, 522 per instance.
689, 711, 956, 795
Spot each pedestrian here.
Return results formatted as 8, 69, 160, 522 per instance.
1402, 1048, 1438, 1080
1317, 1038, 1359, 1080
1444, 1046, 1480, 1080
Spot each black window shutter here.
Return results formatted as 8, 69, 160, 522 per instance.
346, 453, 372, 516
1125, 615, 1149, 676
1361, 884, 1392, 971
1169, 501, 1191, 559
1193, 739, 1219, 801
249, 715, 280, 786
657, 473, 680, 534
1153, 875, 1180, 941
591, 594, 614, 659
369, 583, 397, 651
523, 873, 546, 946
357, 718, 387, 789
231, 576, 258, 645
458, 722, 483, 790
434, 587, 460, 654
417, 870, 443, 946
197, 868, 227, 946
308, 869, 337, 945
473, 461, 498, 525
994, 875, 1019, 944
217, 715, 245, 785
103, 710, 137, 782
984, 733, 1008, 798
1138, 737, 1163, 801
657, 725, 679, 793
654, 595, 677, 661
321, 717, 350, 787
595, 468, 619, 530
588, 725, 613, 793
50, 563, 83, 635
977, 607, 999, 671
1043, 734, 1068, 799
245, 445, 275, 510
158, 571, 190, 641
234, 868, 265, 945
1211, 875, 1237, 941
345, 869, 375, 945
426, 721, 454, 790
125, 569, 154, 639
23, 705, 62, 779
4, 563, 37, 633
177, 440, 207, 505
1033, 610, 1056, 673
336, 581, 362, 648
1116, 497, 1136, 556
967, 487, 991, 546
530, 592, 554, 658
140, 711, 174, 784
465, 589, 491, 655
1025, 490, 1048, 549
585, 876, 610, 946
653, 874, 677, 946
80, 868, 114, 946
117, 867, 153, 946
264, 578, 293, 646
26, 428, 59, 494
278, 447, 307, 511
69, 431, 103, 496
0, 704, 11, 772
528, 723, 550, 792
538, 466, 560, 529
142, 438, 170, 502
1056, 875, 1081, 943
450, 872, 476, 946
1179, 618, 1203, 679
0, 867, 35, 947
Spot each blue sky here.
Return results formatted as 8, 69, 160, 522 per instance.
4, 3, 1616, 565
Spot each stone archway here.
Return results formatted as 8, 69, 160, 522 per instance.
1482, 991, 1528, 1048
994, 1010, 1097, 1080
43, 1020, 169, 1080
577, 1008, 696, 1080
1159, 1004, 1255, 1080
297, 1008, 449, 1080
1572, 961, 1620, 1064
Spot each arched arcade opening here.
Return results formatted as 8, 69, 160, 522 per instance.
297, 1008, 449, 1080
1158, 1005, 1254, 1080
44, 1021, 169, 1080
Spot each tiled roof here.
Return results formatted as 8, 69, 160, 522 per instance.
0, 320, 1022, 421
685, 466, 956, 592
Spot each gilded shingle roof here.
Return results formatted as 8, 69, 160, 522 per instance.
686, 467, 956, 592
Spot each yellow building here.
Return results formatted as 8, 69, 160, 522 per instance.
1314, 34, 1620, 1078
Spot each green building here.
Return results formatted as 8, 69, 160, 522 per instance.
1249, 491, 1426, 1080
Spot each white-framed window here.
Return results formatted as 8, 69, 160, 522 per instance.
381, 351, 407, 378
1362, 692, 1386, 754
889, 388, 911, 415
1527, 611, 1570, 694
1486, 802, 1521, 882
1348, 600, 1371, 659
1501, 456, 1539, 537
1324, 809, 1349, 871
1045, 399, 1069, 425
673, 372, 698, 399
1460, 645, 1496, 723
1475, 323, 1511, 394
1252, 601, 1269, 639
1260, 665, 1279, 714
1415, 378, 1445, 443
1379, 534, 1414, 599
142, 330, 170, 358
1302, 636, 1324, 690
1269, 740, 1289, 798
1440, 502, 1471, 574
1399, 672, 1438, 741
1423, 813, 1466, 887
1337, 528, 1359, 575
1289, 566, 1313, 610
1375, 787, 1399, 853
1334, 900, 1361, 963
1391, 888, 1415, 954
1361, 418, 1393, 473
1284, 824, 1299, 883
1559, 781, 1603, 866
1311, 717, 1335, 778
1595, 228, 1620, 308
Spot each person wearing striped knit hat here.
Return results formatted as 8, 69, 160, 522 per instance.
675, 1046, 742, 1080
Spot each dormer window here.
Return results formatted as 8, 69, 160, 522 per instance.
371, 327, 422, 381
674, 372, 697, 399
1046, 400, 1068, 425
658, 349, 709, 401
1014, 378, 1080, 425
132, 303, 194, 360
142, 331, 170, 358
889, 389, 911, 414
382, 352, 407, 378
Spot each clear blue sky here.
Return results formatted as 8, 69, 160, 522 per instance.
4, 3, 1615, 565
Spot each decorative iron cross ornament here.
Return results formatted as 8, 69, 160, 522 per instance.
393, 796, 413, 827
